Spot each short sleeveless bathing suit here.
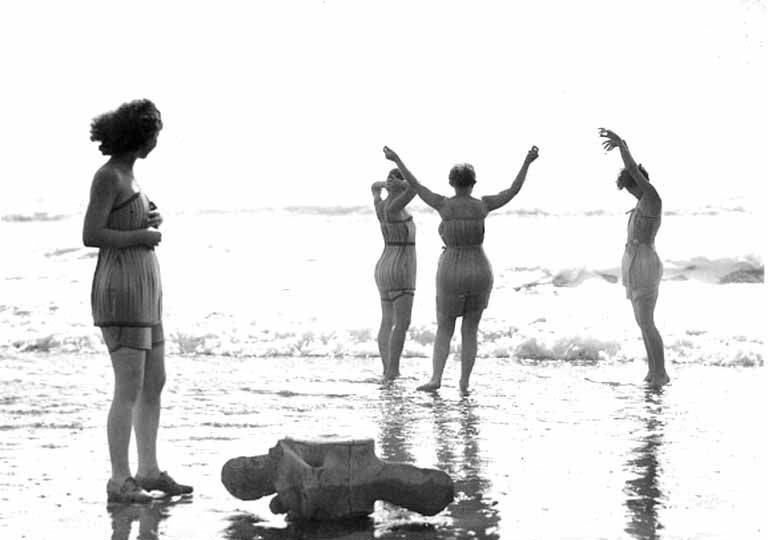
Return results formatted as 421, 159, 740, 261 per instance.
91, 192, 164, 352
622, 203, 662, 301
436, 204, 493, 316
374, 216, 417, 302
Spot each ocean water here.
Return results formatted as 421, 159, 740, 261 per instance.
0, 206, 764, 539
0, 206, 763, 365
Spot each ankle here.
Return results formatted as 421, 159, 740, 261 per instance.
135, 466, 161, 479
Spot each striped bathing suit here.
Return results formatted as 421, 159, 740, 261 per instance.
374, 215, 417, 302
436, 214, 493, 316
91, 192, 163, 352
622, 204, 662, 301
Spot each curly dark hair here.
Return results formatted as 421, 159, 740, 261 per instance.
448, 163, 476, 188
388, 168, 404, 180
90, 99, 163, 155
617, 163, 649, 190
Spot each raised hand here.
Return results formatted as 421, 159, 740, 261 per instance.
382, 146, 400, 163
598, 128, 625, 152
525, 145, 539, 165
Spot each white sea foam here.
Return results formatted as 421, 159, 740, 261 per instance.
0, 210, 763, 366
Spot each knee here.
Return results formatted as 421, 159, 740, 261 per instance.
142, 371, 166, 402
394, 316, 412, 332
115, 372, 144, 404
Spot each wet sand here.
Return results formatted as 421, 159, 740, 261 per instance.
0, 353, 765, 539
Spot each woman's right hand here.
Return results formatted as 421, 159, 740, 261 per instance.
525, 145, 539, 165
139, 228, 162, 248
382, 146, 400, 162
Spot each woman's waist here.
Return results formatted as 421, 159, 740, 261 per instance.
625, 239, 656, 250
442, 243, 484, 250
96, 247, 160, 268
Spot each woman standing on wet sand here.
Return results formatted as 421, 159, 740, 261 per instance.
383, 145, 539, 393
371, 169, 418, 380
599, 128, 669, 386
83, 99, 192, 502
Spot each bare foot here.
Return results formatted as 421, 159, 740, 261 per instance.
459, 378, 470, 394
643, 372, 653, 383
381, 370, 400, 382
648, 372, 670, 387
417, 380, 441, 392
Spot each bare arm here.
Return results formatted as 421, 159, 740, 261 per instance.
382, 146, 445, 210
482, 146, 539, 212
386, 185, 417, 215
371, 181, 386, 205
82, 169, 159, 248
599, 128, 652, 192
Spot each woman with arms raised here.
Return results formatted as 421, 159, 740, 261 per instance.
371, 169, 418, 380
599, 128, 669, 386
383, 145, 539, 393
83, 99, 192, 502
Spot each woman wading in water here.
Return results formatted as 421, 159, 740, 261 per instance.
371, 169, 418, 380
600, 128, 669, 386
383, 145, 538, 393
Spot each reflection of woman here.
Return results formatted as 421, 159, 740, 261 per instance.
599, 129, 669, 386
624, 389, 664, 540
383, 145, 538, 393
371, 169, 417, 380
109, 501, 171, 540
84, 99, 192, 502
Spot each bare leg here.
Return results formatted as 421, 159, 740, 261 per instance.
134, 343, 166, 479
377, 300, 394, 375
633, 301, 654, 382
384, 294, 414, 380
417, 311, 456, 392
634, 292, 669, 386
108, 347, 146, 483
459, 309, 483, 393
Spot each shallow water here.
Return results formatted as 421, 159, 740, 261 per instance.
1, 354, 765, 539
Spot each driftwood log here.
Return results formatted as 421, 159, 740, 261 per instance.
221, 437, 454, 520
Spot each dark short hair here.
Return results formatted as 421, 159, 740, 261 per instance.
617, 163, 649, 190
90, 99, 163, 155
388, 168, 404, 180
449, 163, 476, 188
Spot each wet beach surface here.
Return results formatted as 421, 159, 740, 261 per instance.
0, 354, 765, 539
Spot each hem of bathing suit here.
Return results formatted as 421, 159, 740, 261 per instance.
385, 242, 415, 246
101, 323, 164, 353
95, 321, 161, 327
380, 290, 415, 302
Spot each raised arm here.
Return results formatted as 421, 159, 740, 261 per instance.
386, 185, 417, 214
371, 181, 386, 205
382, 146, 445, 210
482, 145, 539, 212
82, 169, 160, 249
599, 128, 652, 192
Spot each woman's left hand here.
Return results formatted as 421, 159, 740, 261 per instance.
383, 146, 400, 162
599, 128, 626, 152
146, 208, 163, 228
525, 145, 539, 164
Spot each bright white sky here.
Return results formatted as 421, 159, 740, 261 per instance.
1, 0, 765, 214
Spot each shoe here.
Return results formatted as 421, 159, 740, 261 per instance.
107, 477, 154, 503
135, 471, 193, 496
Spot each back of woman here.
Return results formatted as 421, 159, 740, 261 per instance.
436, 197, 493, 316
